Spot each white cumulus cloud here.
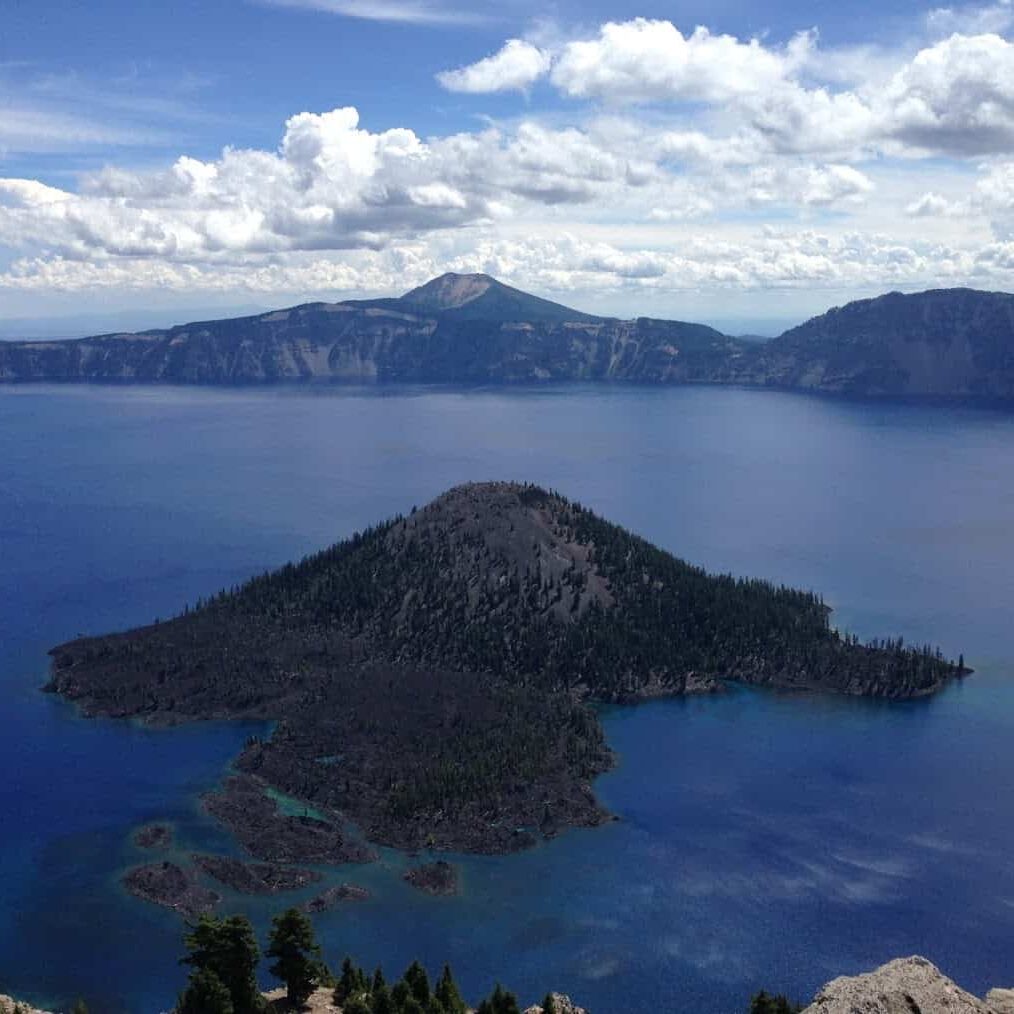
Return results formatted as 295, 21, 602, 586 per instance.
437, 39, 552, 94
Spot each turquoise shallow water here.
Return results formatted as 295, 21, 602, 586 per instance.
0, 384, 1012, 1013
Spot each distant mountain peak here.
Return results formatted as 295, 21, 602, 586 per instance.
401, 272, 496, 311
397, 271, 603, 323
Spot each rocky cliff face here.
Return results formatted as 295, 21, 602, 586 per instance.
737, 288, 1014, 399
3, 276, 1013, 400
0, 274, 738, 385
802, 956, 1012, 1014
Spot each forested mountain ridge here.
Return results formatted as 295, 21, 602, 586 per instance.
46, 483, 964, 855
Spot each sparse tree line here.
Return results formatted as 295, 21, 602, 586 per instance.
174, 907, 540, 1014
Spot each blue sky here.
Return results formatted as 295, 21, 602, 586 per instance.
3, 0, 1014, 329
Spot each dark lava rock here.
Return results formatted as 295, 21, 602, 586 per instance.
202, 775, 377, 865
133, 823, 173, 849
192, 854, 323, 895
302, 883, 371, 913
403, 860, 459, 896
123, 862, 220, 918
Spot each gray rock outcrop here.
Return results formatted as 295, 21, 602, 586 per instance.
524, 994, 587, 1014
802, 956, 1010, 1014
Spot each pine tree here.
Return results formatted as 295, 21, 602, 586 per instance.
489, 984, 521, 1014
404, 960, 431, 1006
435, 964, 466, 1014
749, 991, 801, 1014
541, 994, 558, 1014
181, 914, 261, 1014
372, 984, 396, 1014
266, 908, 323, 1007
335, 956, 367, 1005
176, 968, 235, 1014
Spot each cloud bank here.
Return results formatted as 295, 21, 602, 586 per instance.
4, 16, 1014, 312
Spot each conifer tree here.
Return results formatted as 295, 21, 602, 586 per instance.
335, 956, 367, 1005
391, 979, 411, 1008
404, 960, 431, 1006
266, 908, 323, 1007
372, 984, 396, 1014
176, 968, 235, 1014
181, 914, 261, 1014
435, 964, 466, 1014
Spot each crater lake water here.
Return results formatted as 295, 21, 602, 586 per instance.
1, 383, 1012, 1014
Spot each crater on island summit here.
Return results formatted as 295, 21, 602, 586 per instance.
46, 482, 964, 860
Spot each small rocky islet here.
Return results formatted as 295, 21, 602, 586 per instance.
301, 883, 371, 913
49, 482, 966, 873
122, 861, 220, 919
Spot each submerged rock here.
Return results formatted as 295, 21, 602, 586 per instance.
133, 823, 173, 849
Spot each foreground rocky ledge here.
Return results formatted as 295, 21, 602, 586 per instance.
258, 960, 1010, 1014
260, 988, 586, 1013
801, 956, 1013, 1014
0, 998, 53, 1014
3, 956, 1011, 1014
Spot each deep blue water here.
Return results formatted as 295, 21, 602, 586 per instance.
1, 384, 1012, 1014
